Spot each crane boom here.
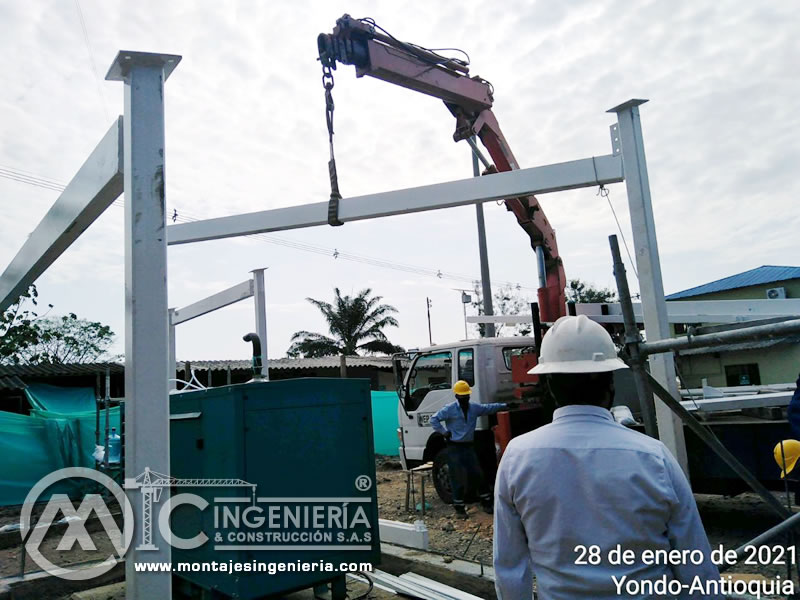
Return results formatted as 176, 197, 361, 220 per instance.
318, 15, 567, 322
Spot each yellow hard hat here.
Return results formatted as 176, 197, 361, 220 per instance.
774, 440, 800, 478
453, 380, 471, 396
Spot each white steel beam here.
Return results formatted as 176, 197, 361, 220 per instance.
168, 308, 177, 391
171, 279, 254, 325
251, 268, 269, 380
577, 299, 800, 324
469, 299, 800, 326
610, 99, 688, 473
107, 50, 180, 600
167, 154, 623, 245
0, 119, 123, 312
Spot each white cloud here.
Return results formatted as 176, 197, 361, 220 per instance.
1, 0, 797, 359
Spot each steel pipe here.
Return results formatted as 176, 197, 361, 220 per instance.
719, 510, 800, 573
641, 318, 800, 357
609, 235, 657, 438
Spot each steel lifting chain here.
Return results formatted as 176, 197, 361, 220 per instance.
322, 61, 344, 226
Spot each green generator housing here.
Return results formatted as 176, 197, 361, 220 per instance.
168, 378, 380, 598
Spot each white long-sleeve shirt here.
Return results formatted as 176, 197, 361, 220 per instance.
493, 404, 722, 600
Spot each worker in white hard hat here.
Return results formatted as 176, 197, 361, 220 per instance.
493, 315, 722, 600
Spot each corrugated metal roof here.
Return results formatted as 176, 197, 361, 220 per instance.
182, 356, 393, 372
0, 362, 124, 377
0, 375, 27, 390
666, 266, 800, 300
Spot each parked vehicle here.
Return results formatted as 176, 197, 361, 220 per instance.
393, 337, 549, 503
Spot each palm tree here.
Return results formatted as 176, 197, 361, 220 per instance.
287, 288, 404, 357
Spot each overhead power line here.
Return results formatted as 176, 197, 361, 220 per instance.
0, 164, 535, 292
73, 0, 110, 121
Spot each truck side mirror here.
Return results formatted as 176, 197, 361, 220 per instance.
392, 355, 411, 418
392, 356, 404, 391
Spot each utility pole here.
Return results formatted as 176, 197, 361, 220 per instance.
461, 292, 470, 339
453, 289, 472, 339
426, 297, 433, 345
471, 138, 495, 337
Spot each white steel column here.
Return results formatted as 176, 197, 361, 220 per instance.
251, 268, 269, 380
168, 308, 177, 391
107, 51, 181, 599
609, 99, 688, 473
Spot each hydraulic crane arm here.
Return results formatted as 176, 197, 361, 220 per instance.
318, 15, 567, 322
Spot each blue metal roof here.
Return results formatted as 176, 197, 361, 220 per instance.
666, 266, 800, 300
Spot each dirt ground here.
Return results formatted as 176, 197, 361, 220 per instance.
374, 456, 799, 583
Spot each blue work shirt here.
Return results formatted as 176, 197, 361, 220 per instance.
494, 404, 722, 600
430, 400, 507, 442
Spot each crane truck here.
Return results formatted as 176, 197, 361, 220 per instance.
318, 15, 796, 504
318, 15, 567, 502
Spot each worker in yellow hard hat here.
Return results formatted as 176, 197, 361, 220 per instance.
430, 380, 508, 517
774, 440, 800, 478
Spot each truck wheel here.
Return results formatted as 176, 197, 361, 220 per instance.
432, 449, 454, 505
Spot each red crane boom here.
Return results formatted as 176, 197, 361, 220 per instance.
318, 15, 567, 322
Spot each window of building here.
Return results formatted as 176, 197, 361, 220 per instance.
458, 349, 474, 386
725, 364, 761, 387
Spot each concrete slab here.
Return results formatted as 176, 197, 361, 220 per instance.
70, 581, 125, 600
382, 542, 495, 582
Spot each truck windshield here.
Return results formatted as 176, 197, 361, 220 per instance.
406, 351, 452, 411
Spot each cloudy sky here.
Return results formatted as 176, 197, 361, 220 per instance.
1, 0, 798, 362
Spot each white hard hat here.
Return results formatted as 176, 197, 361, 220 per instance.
529, 315, 629, 375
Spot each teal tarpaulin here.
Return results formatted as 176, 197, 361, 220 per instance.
0, 385, 398, 506
0, 406, 121, 506
371, 391, 399, 456
25, 383, 96, 413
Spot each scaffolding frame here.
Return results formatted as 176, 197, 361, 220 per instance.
609, 233, 800, 521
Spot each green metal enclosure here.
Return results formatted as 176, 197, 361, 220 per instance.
169, 378, 380, 599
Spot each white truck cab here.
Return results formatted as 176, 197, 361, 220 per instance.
393, 337, 540, 503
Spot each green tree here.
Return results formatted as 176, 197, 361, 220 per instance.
566, 279, 616, 304
470, 283, 533, 337
19, 314, 115, 364
1, 285, 116, 365
0, 285, 49, 364
287, 288, 404, 358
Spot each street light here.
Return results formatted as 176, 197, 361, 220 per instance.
453, 289, 472, 340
